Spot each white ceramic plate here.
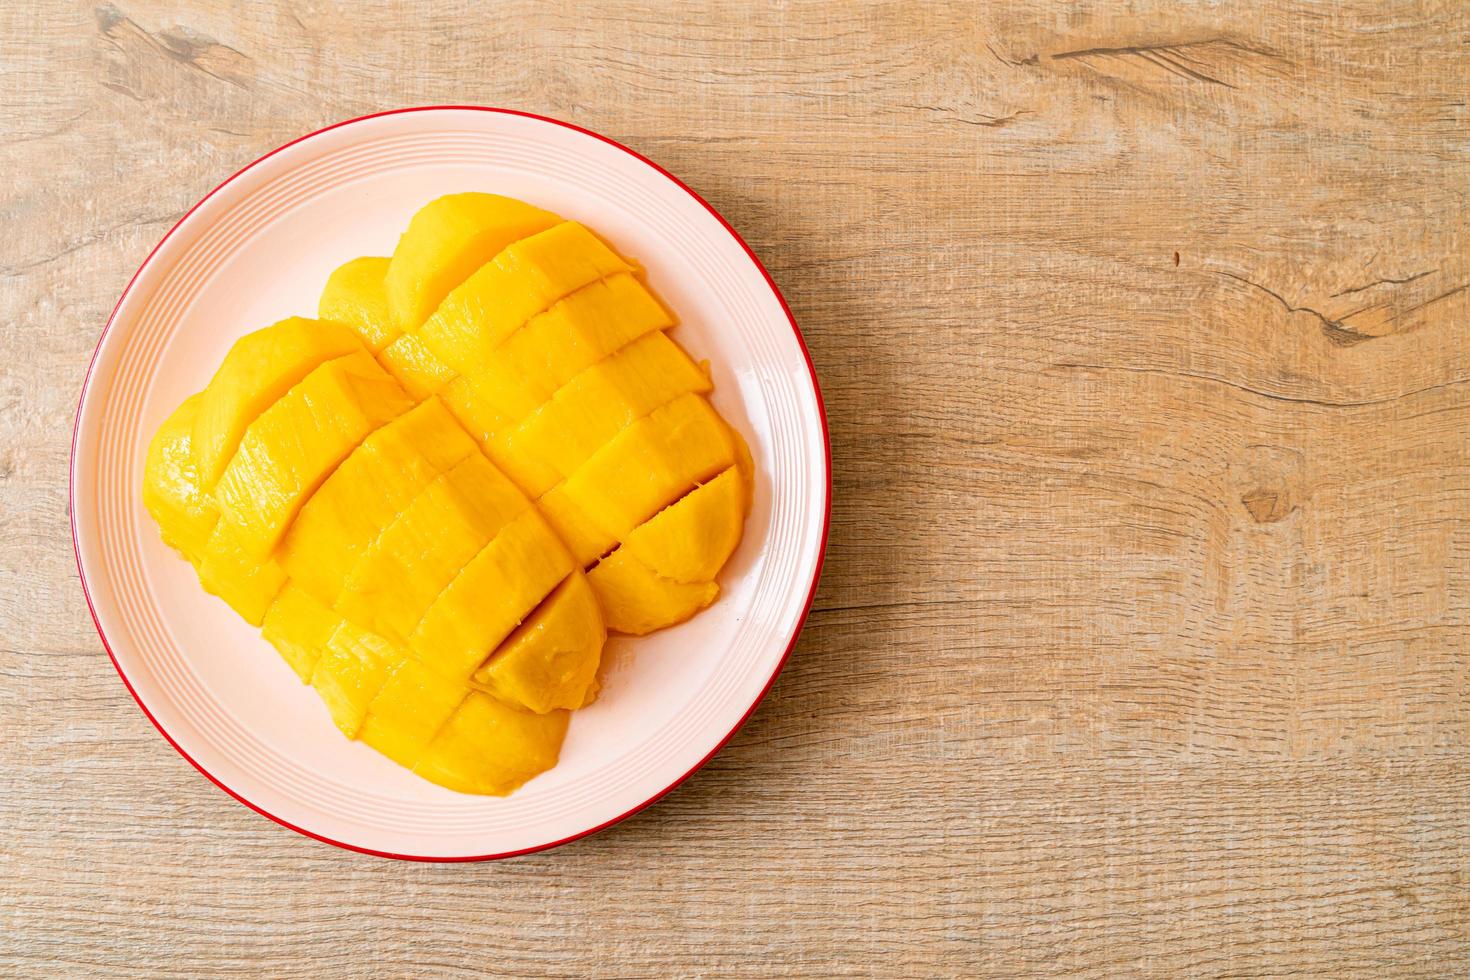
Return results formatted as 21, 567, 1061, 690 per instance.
71, 107, 829, 860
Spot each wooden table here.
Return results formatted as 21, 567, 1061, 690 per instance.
5, 2, 1468, 975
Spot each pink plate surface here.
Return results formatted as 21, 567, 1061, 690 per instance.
71, 107, 829, 860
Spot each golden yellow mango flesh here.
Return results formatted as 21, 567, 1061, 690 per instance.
319, 256, 394, 351
475, 572, 605, 713
587, 548, 719, 636
551, 392, 741, 545
385, 192, 560, 332
408, 508, 575, 682
261, 583, 338, 683
623, 466, 747, 584
335, 454, 529, 644
489, 329, 711, 494
433, 271, 672, 438
142, 190, 756, 796
192, 317, 363, 488
279, 399, 479, 605
413, 691, 569, 797
320, 208, 749, 639
142, 394, 219, 560
416, 221, 631, 376
212, 348, 415, 560
195, 519, 287, 626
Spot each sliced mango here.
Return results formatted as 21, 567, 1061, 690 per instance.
192, 317, 364, 488
536, 484, 617, 568
492, 331, 712, 496
310, 620, 400, 738
623, 467, 746, 583
409, 509, 574, 683
140, 192, 759, 798
378, 332, 457, 399
417, 221, 630, 376
438, 376, 513, 444
414, 692, 569, 796
336, 454, 530, 643
261, 583, 340, 682
142, 393, 219, 563
319, 256, 395, 351
358, 659, 467, 770
385, 193, 560, 331
437, 274, 671, 431
279, 399, 477, 605
588, 548, 719, 635
196, 520, 286, 626
474, 572, 605, 713
558, 392, 739, 541
212, 350, 414, 559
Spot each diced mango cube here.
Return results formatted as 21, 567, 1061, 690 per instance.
474, 572, 605, 713
588, 548, 718, 635
413, 692, 569, 797
623, 467, 746, 583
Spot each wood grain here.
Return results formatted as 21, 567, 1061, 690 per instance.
3, 1, 1469, 976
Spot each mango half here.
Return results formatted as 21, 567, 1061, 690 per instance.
143, 193, 749, 796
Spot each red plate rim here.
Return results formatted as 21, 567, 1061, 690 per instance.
68, 105, 832, 862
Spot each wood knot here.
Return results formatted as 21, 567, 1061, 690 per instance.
1234, 446, 1303, 524
1240, 488, 1291, 523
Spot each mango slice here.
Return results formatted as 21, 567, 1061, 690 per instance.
261, 578, 577, 794
142, 393, 220, 561
440, 273, 673, 429
319, 256, 395, 352
310, 619, 400, 738
335, 454, 529, 643
474, 573, 605, 713
385, 192, 560, 331
213, 349, 415, 559
196, 520, 287, 626
192, 317, 364, 488
261, 583, 339, 682
416, 221, 631, 376
587, 548, 719, 636
490, 331, 712, 497
623, 467, 746, 583
535, 484, 618, 568
279, 399, 478, 606
414, 692, 569, 797
557, 392, 740, 543
408, 509, 574, 683
358, 659, 467, 770
378, 332, 457, 399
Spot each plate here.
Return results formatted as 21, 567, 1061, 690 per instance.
70, 107, 829, 860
